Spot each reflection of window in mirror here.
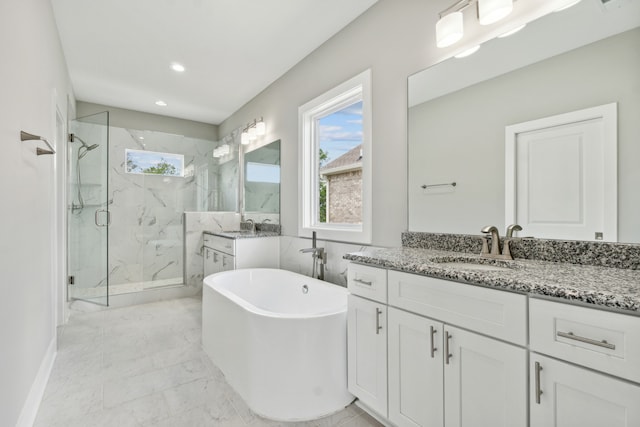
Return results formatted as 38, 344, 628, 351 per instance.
298, 69, 372, 244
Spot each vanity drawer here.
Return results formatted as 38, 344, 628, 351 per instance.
348, 263, 387, 303
388, 271, 527, 345
530, 298, 640, 383
203, 233, 235, 255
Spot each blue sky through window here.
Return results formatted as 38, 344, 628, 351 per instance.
318, 100, 363, 164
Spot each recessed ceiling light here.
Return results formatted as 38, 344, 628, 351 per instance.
171, 63, 185, 72
139, 136, 144, 140
155, 100, 167, 107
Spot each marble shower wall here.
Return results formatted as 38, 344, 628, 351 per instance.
108, 127, 219, 286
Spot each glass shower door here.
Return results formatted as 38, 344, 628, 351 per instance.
67, 111, 110, 306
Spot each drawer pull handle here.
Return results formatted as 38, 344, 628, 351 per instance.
430, 326, 437, 358
556, 331, 616, 350
445, 331, 452, 365
535, 361, 543, 404
354, 278, 373, 286
375, 308, 383, 334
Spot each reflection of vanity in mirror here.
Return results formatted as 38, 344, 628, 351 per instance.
243, 140, 281, 224
408, 0, 640, 243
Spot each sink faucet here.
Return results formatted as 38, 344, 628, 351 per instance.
481, 225, 502, 257
300, 231, 326, 280
480, 224, 521, 260
245, 219, 256, 233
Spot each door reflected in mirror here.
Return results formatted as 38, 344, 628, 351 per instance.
407, 0, 640, 243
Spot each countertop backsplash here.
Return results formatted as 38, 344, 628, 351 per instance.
402, 232, 640, 270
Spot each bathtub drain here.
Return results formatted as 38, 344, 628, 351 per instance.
302, 284, 309, 294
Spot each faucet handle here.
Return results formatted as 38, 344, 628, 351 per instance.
506, 224, 523, 239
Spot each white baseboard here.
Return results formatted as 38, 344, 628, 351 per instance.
15, 337, 57, 427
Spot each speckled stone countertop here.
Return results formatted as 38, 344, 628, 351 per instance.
204, 230, 280, 239
344, 247, 640, 315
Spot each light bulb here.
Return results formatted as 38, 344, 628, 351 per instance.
436, 11, 464, 48
241, 131, 250, 145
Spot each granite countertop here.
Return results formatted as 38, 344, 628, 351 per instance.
204, 230, 280, 239
344, 247, 640, 315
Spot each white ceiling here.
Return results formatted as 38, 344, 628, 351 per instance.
51, 0, 378, 125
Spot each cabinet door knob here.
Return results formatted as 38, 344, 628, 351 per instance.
445, 331, 452, 365
375, 308, 383, 335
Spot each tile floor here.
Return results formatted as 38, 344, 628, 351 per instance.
35, 296, 383, 427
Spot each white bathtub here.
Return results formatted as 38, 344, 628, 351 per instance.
202, 268, 354, 421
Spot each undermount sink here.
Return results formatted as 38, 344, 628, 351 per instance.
431, 257, 517, 272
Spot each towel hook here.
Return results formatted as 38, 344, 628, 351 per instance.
21, 131, 56, 155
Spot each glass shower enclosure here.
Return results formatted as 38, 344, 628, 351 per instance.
67, 111, 110, 306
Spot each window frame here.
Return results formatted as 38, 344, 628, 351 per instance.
298, 69, 372, 244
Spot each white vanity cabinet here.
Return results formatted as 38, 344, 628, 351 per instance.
347, 263, 528, 427
347, 263, 389, 417
529, 298, 640, 427
203, 233, 279, 277
386, 271, 527, 427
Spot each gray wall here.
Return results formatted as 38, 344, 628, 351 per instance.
408, 29, 640, 242
77, 101, 218, 141
217, 0, 560, 247
0, 0, 74, 425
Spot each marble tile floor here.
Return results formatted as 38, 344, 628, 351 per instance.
35, 296, 382, 427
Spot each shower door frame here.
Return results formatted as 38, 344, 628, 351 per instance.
67, 111, 110, 306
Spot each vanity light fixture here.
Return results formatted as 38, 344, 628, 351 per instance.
478, 0, 513, 26
240, 117, 267, 145
155, 100, 167, 107
436, 10, 465, 48
436, 0, 515, 48
213, 144, 230, 158
455, 44, 481, 58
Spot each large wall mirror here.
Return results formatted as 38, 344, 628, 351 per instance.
408, 0, 640, 243
243, 140, 281, 224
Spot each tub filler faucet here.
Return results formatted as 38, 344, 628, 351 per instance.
300, 231, 326, 280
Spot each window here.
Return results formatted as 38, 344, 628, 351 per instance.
125, 149, 184, 177
298, 69, 372, 243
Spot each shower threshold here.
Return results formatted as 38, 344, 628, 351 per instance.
70, 277, 184, 298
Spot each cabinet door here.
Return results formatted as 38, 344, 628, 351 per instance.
204, 247, 215, 277
444, 326, 527, 427
348, 295, 387, 417
221, 253, 235, 271
531, 354, 640, 427
388, 307, 443, 427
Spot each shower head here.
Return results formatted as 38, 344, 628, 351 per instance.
78, 145, 99, 159
72, 134, 99, 159
72, 135, 98, 150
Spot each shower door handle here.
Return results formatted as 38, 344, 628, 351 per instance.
95, 209, 110, 227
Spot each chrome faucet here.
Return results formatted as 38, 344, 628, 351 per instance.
245, 219, 256, 233
300, 231, 326, 280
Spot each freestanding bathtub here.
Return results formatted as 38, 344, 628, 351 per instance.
202, 268, 354, 421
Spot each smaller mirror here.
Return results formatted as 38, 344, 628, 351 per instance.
243, 140, 281, 224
